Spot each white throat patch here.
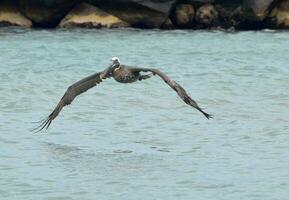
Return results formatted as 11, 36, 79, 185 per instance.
114, 66, 121, 71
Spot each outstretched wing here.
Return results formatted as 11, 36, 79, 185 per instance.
33, 70, 110, 132
131, 67, 212, 119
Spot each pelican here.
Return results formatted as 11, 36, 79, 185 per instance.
34, 57, 212, 132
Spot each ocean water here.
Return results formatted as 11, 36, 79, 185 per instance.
0, 28, 289, 200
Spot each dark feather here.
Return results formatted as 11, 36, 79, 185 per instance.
131, 67, 212, 119
33, 71, 108, 132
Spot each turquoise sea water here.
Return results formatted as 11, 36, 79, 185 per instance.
0, 28, 289, 200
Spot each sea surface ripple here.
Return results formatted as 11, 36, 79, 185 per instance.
0, 28, 289, 200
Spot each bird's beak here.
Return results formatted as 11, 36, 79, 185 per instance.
102, 64, 113, 77
111, 63, 118, 69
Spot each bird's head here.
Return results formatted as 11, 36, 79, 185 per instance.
103, 57, 120, 76
111, 57, 120, 68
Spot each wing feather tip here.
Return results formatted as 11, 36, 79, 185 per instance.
30, 117, 52, 133
203, 112, 213, 119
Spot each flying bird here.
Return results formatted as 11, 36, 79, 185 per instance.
34, 57, 212, 132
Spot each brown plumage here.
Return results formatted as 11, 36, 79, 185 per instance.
131, 67, 212, 119
33, 57, 212, 132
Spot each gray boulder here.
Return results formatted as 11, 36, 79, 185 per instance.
186, 0, 214, 5
59, 3, 129, 28
18, 0, 78, 27
214, 1, 242, 28
195, 4, 218, 28
173, 4, 195, 28
161, 18, 174, 29
266, 0, 289, 28
242, 0, 276, 21
0, 1, 32, 27
87, 0, 175, 13
86, 0, 177, 28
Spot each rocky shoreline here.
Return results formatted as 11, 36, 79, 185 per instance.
0, 0, 288, 30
